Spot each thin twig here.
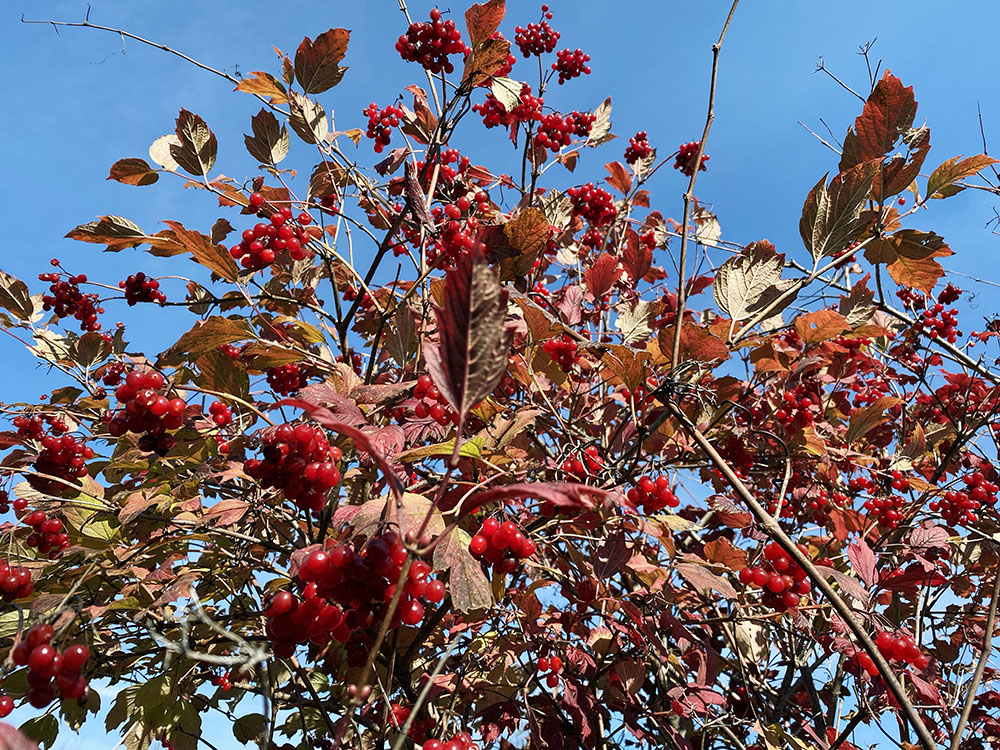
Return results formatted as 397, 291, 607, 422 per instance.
950, 566, 1000, 750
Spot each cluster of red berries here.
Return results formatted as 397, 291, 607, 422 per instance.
362, 103, 403, 153
100, 361, 127, 386
533, 111, 596, 152
428, 200, 489, 266
474, 84, 544, 130
774, 389, 817, 428
536, 654, 564, 688
674, 141, 710, 177
387, 702, 437, 742
875, 630, 929, 670
10, 624, 90, 708
13, 414, 52, 441
914, 302, 961, 344
421, 732, 481, 750
23, 510, 70, 559
413, 374, 457, 426
0, 558, 34, 601
211, 671, 234, 691
561, 445, 603, 480
552, 48, 591, 84
843, 649, 881, 679
624, 131, 653, 165
244, 423, 342, 514
395, 9, 470, 74
105, 370, 186, 455
119, 272, 166, 306
208, 401, 232, 427
266, 363, 311, 395
567, 183, 618, 227
737, 542, 812, 612
626, 475, 679, 513
620, 379, 659, 413
862, 494, 905, 529
930, 471, 998, 526
39, 269, 103, 332
469, 518, 536, 573
265, 532, 446, 657
231, 202, 314, 271
543, 334, 580, 371
515, 7, 560, 57
14, 415, 93, 495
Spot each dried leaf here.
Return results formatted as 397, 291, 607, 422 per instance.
465, 0, 505, 48
927, 154, 1000, 199
0, 269, 34, 322
162, 221, 240, 282
713, 241, 795, 322
613, 300, 656, 345
587, 97, 613, 145
294, 29, 350, 94
840, 70, 917, 169
799, 161, 877, 260
702, 537, 747, 570
794, 309, 849, 344
604, 161, 631, 194
244, 108, 290, 165
839, 280, 876, 328
288, 93, 329, 145
108, 158, 159, 186
463, 37, 512, 87
234, 71, 289, 104
170, 109, 217, 177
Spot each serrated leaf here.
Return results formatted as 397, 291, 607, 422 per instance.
234, 71, 289, 104
288, 93, 328, 145
162, 220, 240, 282
604, 161, 631, 193
423, 250, 512, 428
613, 300, 656, 345
232, 714, 268, 745
463, 37, 512, 87
838, 280, 876, 328
845, 396, 901, 446
794, 309, 849, 343
713, 241, 795, 322
14, 716, 54, 749
0, 269, 34, 321
490, 76, 522, 112
294, 29, 350, 94
587, 97, 613, 145
351, 493, 446, 541
162, 316, 255, 363
195, 350, 249, 400
465, 0, 505, 48
245, 108, 289, 165
584, 254, 622, 298
170, 109, 217, 177
108, 158, 159, 186
840, 70, 917, 170
927, 154, 1000, 199
799, 161, 878, 260
65, 215, 149, 250
433, 527, 493, 612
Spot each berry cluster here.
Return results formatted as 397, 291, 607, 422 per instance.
413, 374, 457, 426
211, 671, 233, 691
469, 518, 536, 573
208, 401, 233, 427
561, 445, 603, 480
119, 272, 166, 306
915, 302, 961, 344
875, 631, 929, 670
536, 654, 564, 688
23, 510, 70, 559
266, 363, 312, 395
10, 624, 90, 708
543, 334, 580, 371
39, 270, 103, 332
626, 475, 679, 513
774, 388, 817, 428
387, 702, 437, 742
624, 131, 653, 165
244, 423, 342, 514
101, 361, 127, 386
105, 370, 186, 455
0, 558, 34, 601
422, 732, 480, 750
25, 429, 93, 496
230, 204, 314, 271
265, 532, 446, 657
674, 141, 710, 177
862, 494, 905, 529
930, 471, 998, 526
533, 111, 596, 152
567, 183, 618, 227
515, 7, 560, 57
395, 9, 470, 74
362, 103, 403, 153
737, 542, 812, 612
552, 48, 591, 84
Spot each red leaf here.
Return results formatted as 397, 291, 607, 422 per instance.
847, 538, 879, 587
879, 563, 947, 593
585, 254, 622, 298
468, 481, 616, 513
621, 229, 651, 282
675, 562, 737, 599
108, 158, 159, 186
840, 70, 917, 169
604, 161, 632, 193
702, 537, 747, 571
423, 249, 513, 428
593, 527, 629, 577
294, 29, 350, 94
465, 0, 505, 48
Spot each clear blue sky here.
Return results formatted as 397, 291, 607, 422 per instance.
4, 1, 1000, 747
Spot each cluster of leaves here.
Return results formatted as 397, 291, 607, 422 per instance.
3, 3, 1000, 750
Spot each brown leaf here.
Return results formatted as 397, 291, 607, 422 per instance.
161, 316, 254, 364
584, 254, 622, 298
162, 221, 240, 282
702, 537, 747, 571
799, 161, 878, 260
294, 29, 350, 94
404, 161, 435, 232
604, 161, 632, 194
352, 492, 446, 541
839, 279, 876, 328
0, 269, 34, 322
234, 71, 289, 104
244, 108, 290, 165
463, 37, 512, 87
433, 527, 493, 613
840, 70, 917, 169
108, 158, 159, 186
927, 154, 1000, 199
65, 215, 155, 251
845, 396, 901, 446
675, 562, 737, 599
500, 207, 550, 277
713, 240, 796, 323
170, 109, 217, 177
465, 0, 505, 48
202, 498, 249, 527
195, 350, 250, 401
794, 309, 849, 344
423, 250, 512, 426
288, 93, 328, 145
470, 482, 616, 513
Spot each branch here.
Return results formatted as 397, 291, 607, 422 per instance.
950, 566, 1000, 750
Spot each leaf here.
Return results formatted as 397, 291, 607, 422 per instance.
463, 37, 512, 87
839, 280, 876, 328
840, 70, 918, 169
170, 109, 217, 177
675, 562, 737, 599
702, 537, 747, 570
471, 482, 615, 513
162, 316, 254, 362
600, 345, 650, 392
604, 161, 631, 194
926, 154, 1000, 199
234, 71, 289, 104
489, 76, 522, 112
108, 158, 159, 186
593, 527, 629, 577
65, 215, 149, 250
847, 538, 879, 587
799, 161, 878, 260
465, 0, 505, 48
195, 350, 250, 400
867, 229, 954, 294
162, 220, 240, 282
587, 97, 613, 145
351, 492, 446, 541
584, 254, 622, 299
621, 229, 651, 282
794, 309, 849, 344
613, 300, 656, 345
244, 108, 290, 165
148, 134, 181, 170
202, 498, 249, 527
423, 249, 513, 427
0, 269, 34, 322
713, 241, 795, 322
232, 714, 267, 745
434, 527, 493, 612
501, 208, 550, 276
288, 93, 329, 145
845, 396, 901, 446
294, 29, 350, 94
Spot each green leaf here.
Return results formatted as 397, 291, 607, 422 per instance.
396, 436, 484, 462
18, 714, 58, 749
233, 713, 268, 744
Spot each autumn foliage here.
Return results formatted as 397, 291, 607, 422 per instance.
4, 2, 1000, 750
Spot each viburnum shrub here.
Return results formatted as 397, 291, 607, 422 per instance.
3, 3, 1000, 750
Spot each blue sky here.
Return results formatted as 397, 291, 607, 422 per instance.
4, 1, 1000, 748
